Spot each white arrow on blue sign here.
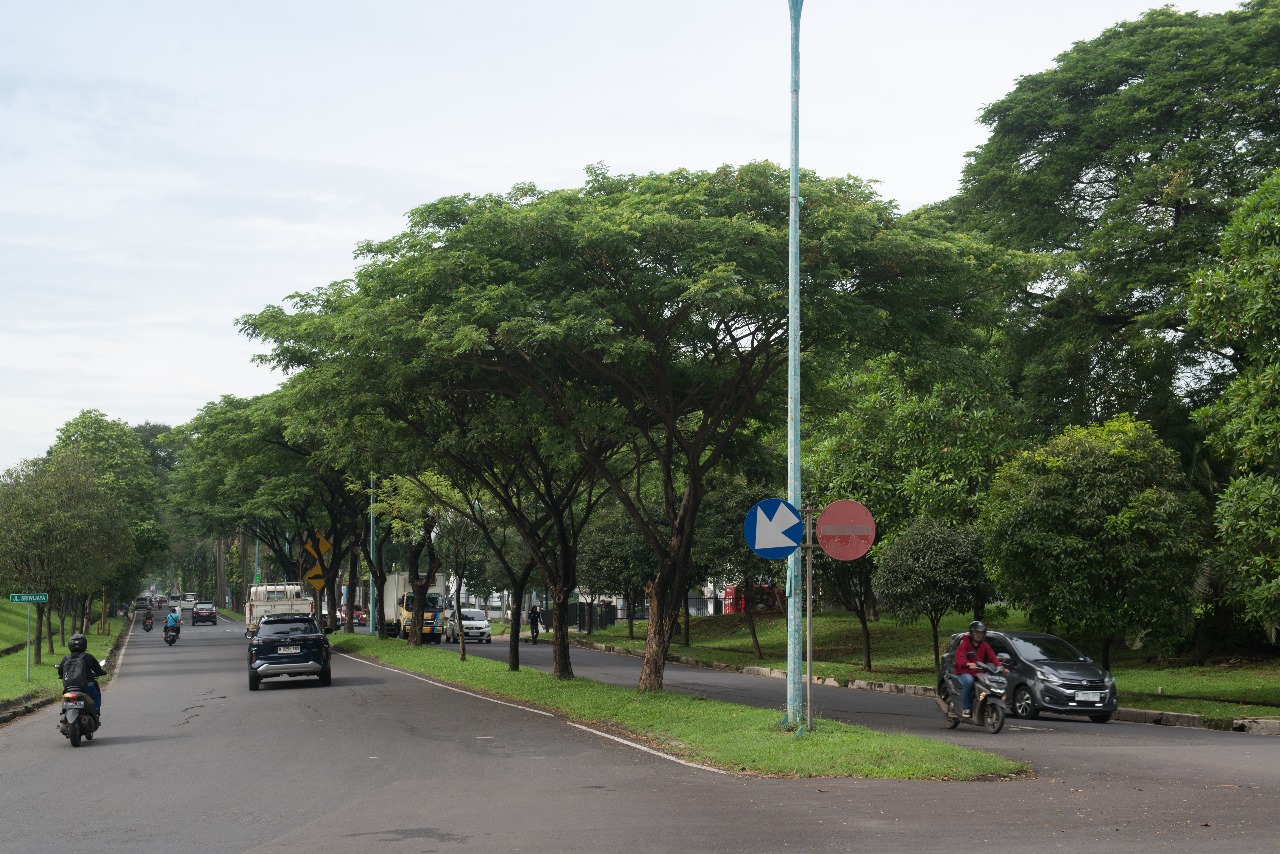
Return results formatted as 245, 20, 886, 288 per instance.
743, 498, 804, 560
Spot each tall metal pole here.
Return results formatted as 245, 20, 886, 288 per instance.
369, 476, 377, 636
785, 0, 805, 728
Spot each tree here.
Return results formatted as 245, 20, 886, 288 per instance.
954, 0, 1280, 450
1189, 167, 1280, 640
873, 518, 984, 669
980, 416, 1205, 669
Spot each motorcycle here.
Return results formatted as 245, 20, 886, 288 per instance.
57, 662, 105, 747
163, 626, 178, 646
142, 616, 153, 632
935, 660, 1009, 734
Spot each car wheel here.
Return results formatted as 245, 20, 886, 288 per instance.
318, 667, 331, 687
1089, 713, 1112, 724
1013, 685, 1038, 719
249, 672, 261, 692
485, 638, 492, 644
982, 703, 1006, 734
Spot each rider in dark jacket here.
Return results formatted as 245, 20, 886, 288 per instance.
57, 633, 106, 721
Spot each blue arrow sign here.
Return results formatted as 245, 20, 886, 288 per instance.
743, 498, 803, 560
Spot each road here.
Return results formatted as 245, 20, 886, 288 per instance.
0, 622, 1275, 853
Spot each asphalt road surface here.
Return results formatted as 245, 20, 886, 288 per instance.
0, 621, 1276, 853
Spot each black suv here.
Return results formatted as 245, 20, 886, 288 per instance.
248, 614, 332, 691
940, 630, 1117, 723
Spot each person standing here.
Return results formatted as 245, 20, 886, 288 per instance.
528, 604, 541, 645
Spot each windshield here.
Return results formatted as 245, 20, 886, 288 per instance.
1009, 635, 1088, 662
461, 609, 486, 621
403, 593, 442, 611
259, 620, 320, 637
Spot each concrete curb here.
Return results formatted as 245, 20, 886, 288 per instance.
567, 637, 1277, 735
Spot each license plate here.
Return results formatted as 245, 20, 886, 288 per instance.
277, 645, 301, 654
65, 701, 84, 708
1076, 691, 1102, 702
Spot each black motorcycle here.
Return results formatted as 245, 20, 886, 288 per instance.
57, 668, 103, 747
163, 625, 178, 646
142, 616, 153, 632
935, 661, 1009, 734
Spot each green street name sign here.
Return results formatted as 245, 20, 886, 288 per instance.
9, 593, 48, 604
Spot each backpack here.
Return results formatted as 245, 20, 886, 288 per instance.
61, 653, 90, 688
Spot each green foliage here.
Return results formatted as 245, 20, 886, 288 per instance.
1190, 168, 1280, 638
955, 0, 1280, 445
980, 416, 1205, 661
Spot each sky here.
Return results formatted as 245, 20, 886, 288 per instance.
0, 0, 1247, 470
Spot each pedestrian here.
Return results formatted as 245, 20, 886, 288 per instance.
529, 604, 541, 645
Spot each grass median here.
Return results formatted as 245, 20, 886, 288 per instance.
0, 613, 123, 705
330, 634, 1028, 780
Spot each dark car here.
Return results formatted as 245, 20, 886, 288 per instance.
191, 602, 218, 625
248, 614, 331, 691
940, 630, 1117, 723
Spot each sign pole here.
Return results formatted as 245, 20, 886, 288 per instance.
805, 506, 814, 733
25, 603, 31, 682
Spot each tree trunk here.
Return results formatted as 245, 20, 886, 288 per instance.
742, 580, 763, 660
373, 574, 389, 640
33, 603, 45, 666
455, 578, 467, 663
626, 589, 636, 640
507, 577, 527, 672
930, 617, 942, 670
550, 587, 573, 680
682, 590, 690, 647
1101, 637, 1113, 672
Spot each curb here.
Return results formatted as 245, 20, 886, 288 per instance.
567, 638, 1276, 735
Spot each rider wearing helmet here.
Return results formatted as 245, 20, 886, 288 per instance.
953, 620, 1006, 718
57, 633, 106, 722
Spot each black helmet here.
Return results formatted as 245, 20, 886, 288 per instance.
69, 633, 87, 654
968, 620, 987, 635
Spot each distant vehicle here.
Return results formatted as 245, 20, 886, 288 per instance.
248, 614, 331, 691
191, 602, 218, 626
245, 583, 315, 634
181, 593, 198, 610
134, 596, 149, 608
445, 609, 493, 644
939, 630, 1117, 724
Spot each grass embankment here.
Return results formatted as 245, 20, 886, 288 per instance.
586, 611, 1280, 722
0, 602, 123, 704
330, 633, 1027, 780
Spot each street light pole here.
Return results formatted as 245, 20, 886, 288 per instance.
785, 0, 805, 730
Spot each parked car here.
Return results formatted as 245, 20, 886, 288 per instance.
248, 614, 332, 691
336, 606, 367, 627
939, 630, 1117, 723
445, 609, 493, 644
191, 602, 218, 625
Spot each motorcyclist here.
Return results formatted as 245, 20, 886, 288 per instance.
57, 633, 106, 722
953, 620, 1006, 718
165, 606, 182, 639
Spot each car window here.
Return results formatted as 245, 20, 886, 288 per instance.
987, 636, 1012, 657
461, 609, 487, 621
1008, 635, 1088, 662
259, 620, 320, 636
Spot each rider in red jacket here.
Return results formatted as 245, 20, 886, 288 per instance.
954, 621, 1004, 717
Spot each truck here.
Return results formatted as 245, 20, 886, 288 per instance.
245, 583, 315, 633
378, 572, 447, 643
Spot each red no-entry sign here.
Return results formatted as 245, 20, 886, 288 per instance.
816, 500, 876, 561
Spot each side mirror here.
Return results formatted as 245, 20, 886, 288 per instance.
997, 653, 1011, 664
244, 629, 254, 639
323, 627, 334, 635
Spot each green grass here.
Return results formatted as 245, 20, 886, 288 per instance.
330, 634, 1027, 780
587, 610, 1280, 721
0, 615, 124, 704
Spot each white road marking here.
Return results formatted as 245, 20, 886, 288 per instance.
336, 653, 727, 774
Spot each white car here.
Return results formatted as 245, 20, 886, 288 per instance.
181, 593, 198, 610
445, 609, 492, 644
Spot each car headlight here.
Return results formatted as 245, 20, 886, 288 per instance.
1104, 673, 1115, 688
1037, 669, 1064, 685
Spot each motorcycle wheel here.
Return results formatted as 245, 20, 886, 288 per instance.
982, 703, 1006, 734
69, 726, 81, 747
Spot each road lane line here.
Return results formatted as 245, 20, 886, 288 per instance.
336, 653, 727, 774
335, 653, 554, 716
566, 722, 729, 775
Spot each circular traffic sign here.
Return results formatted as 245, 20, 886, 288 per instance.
743, 498, 804, 560
816, 500, 875, 561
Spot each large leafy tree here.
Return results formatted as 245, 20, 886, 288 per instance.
980, 415, 1205, 669
954, 0, 1280, 447
1189, 168, 1280, 639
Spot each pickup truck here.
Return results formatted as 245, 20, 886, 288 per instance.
245, 583, 315, 634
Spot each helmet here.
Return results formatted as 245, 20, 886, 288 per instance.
69, 633, 87, 654
968, 620, 987, 635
